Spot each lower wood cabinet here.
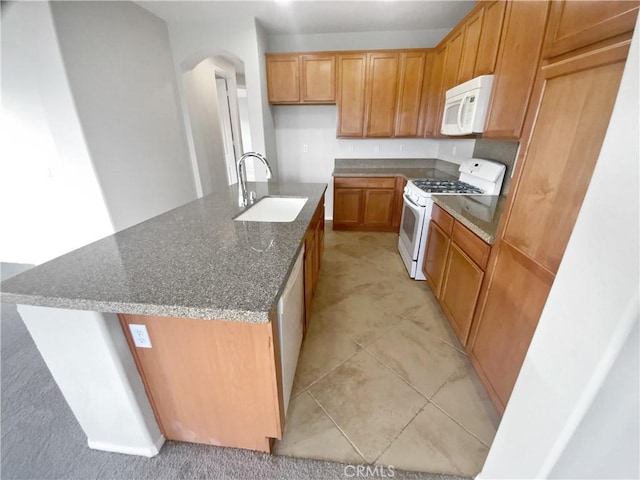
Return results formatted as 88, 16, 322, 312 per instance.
440, 243, 484, 344
423, 204, 491, 345
423, 220, 450, 297
333, 176, 405, 232
304, 196, 325, 329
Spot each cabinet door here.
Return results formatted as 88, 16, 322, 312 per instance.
333, 188, 363, 225
304, 234, 316, 329
337, 54, 367, 137
470, 243, 553, 408
301, 54, 336, 103
435, 29, 465, 134
458, 8, 485, 84
503, 40, 629, 274
391, 177, 408, 229
544, 1, 639, 58
442, 29, 465, 94
266, 55, 300, 103
470, 37, 630, 411
394, 51, 427, 137
365, 52, 400, 137
474, 1, 506, 76
422, 46, 447, 137
483, 1, 550, 140
440, 243, 484, 345
362, 189, 395, 227
423, 220, 451, 298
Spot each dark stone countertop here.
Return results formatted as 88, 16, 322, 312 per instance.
0, 182, 327, 323
431, 194, 507, 244
332, 158, 459, 181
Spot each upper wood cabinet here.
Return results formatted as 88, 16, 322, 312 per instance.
422, 46, 447, 137
474, 1, 507, 76
301, 54, 336, 103
458, 7, 485, 84
469, 28, 632, 412
544, 1, 639, 58
266, 53, 335, 104
502, 39, 629, 274
336, 53, 368, 137
395, 51, 427, 137
337, 50, 430, 138
364, 52, 400, 137
266, 55, 300, 103
483, 1, 551, 140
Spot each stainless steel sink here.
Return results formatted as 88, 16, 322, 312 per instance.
234, 196, 308, 222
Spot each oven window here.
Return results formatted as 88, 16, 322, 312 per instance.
402, 204, 418, 239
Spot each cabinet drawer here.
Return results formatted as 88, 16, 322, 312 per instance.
431, 204, 454, 235
452, 221, 491, 269
334, 177, 396, 189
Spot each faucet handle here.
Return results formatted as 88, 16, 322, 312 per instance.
249, 191, 257, 204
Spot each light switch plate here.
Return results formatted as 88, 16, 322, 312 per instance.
128, 324, 152, 348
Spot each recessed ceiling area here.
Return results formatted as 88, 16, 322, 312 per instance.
137, 1, 475, 35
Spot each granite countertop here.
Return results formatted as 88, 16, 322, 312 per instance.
0, 182, 327, 324
332, 158, 459, 181
431, 195, 506, 244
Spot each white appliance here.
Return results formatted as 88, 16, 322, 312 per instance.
277, 247, 305, 416
398, 158, 506, 280
441, 75, 494, 136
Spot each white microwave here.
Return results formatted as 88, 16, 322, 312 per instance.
441, 75, 494, 136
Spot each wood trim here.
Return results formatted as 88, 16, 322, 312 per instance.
543, 1, 639, 58
268, 308, 285, 439
334, 176, 396, 189
541, 36, 632, 78
117, 314, 167, 437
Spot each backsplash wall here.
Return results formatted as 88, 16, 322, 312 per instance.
473, 138, 520, 196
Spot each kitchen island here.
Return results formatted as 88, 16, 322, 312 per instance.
1, 181, 327, 456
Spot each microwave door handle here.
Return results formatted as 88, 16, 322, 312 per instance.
457, 93, 470, 132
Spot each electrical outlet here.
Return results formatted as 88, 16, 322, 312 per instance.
303, 144, 308, 153
400, 144, 406, 152
349, 145, 354, 153
453, 146, 457, 156
375, 144, 380, 153
129, 324, 152, 348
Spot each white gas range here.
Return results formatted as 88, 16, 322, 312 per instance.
398, 158, 506, 280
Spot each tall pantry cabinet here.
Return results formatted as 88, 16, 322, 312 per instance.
468, 1, 639, 412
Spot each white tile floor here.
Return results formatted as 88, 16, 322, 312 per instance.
273, 226, 500, 476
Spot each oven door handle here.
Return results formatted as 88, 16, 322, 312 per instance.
403, 193, 422, 211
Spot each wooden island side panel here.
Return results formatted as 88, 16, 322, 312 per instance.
119, 312, 283, 452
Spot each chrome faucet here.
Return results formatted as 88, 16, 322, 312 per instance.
237, 152, 273, 207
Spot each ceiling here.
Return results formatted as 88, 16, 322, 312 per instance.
137, 1, 475, 35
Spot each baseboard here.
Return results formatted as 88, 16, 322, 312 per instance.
88, 435, 165, 457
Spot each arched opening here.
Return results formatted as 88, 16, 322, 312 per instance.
180, 50, 253, 197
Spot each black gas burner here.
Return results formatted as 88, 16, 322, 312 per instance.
411, 179, 484, 194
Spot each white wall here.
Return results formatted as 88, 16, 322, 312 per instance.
19, 305, 164, 457
182, 59, 229, 196
167, 17, 276, 182
268, 29, 450, 52
274, 105, 443, 218
0, 1, 114, 265
50, 1, 196, 232
479, 25, 640, 479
